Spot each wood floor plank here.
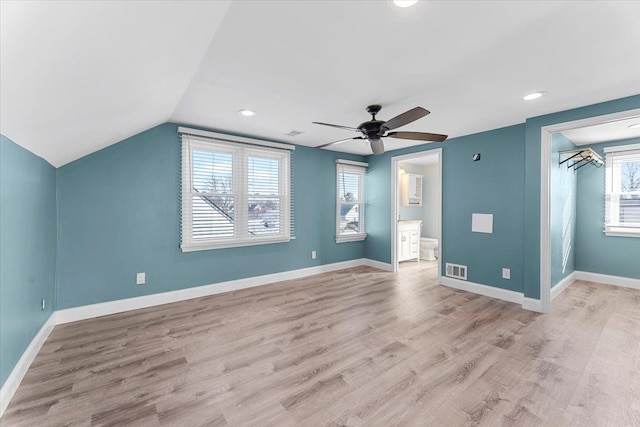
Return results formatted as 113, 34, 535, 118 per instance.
2, 261, 639, 426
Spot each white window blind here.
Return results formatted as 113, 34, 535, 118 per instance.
604, 143, 640, 237
336, 159, 368, 243
180, 128, 294, 251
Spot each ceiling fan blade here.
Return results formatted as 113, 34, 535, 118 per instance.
381, 107, 430, 131
370, 139, 385, 155
386, 131, 448, 142
312, 122, 359, 132
316, 136, 364, 149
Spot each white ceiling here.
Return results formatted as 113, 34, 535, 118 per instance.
400, 154, 439, 166
561, 115, 640, 145
2, 1, 640, 167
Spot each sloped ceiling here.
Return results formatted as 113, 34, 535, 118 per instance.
0, 1, 232, 166
2, 1, 640, 167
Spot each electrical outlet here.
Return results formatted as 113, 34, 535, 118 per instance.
502, 268, 511, 279
136, 272, 146, 285
311, 250, 317, 260
40, 298, 45, 311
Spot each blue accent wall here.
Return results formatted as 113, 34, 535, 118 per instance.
523, 94, 640, 299
442, 125, 526, 292
550, 133, 576, 287
55, 123, 366, 309
575, 137, 640, 279
365, 124, 526, 293
0, 136, 57, 388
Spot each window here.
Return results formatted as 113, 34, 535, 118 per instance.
180, 128, 293, 251
604, 143, 640, 237
336, 159, 368, 242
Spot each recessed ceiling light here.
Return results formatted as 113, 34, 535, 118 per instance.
393, 0, 418, 7
522, 91, 547, 101
238, 109, 256, 117
628, 123, 640, 129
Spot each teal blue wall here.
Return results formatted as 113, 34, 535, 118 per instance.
55, 123, 366, 309
575, 137, 640, 279
365, 124, 526, 293
441, 125, 526, 292
0, 136, 57, 388
550, 133, 576, 287
523, 94, 640, 299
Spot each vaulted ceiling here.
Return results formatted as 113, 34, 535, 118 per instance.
2, 1, 640, 167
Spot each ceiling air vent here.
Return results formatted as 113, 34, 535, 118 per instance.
446, 263, 467, 280
286, 130, 304, 137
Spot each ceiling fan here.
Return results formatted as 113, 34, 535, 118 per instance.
313, 104, 447, 154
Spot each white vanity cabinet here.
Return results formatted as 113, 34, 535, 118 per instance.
401, 173, 423, 206
398, 220, 421, 262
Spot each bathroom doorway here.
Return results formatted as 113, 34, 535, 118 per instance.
391, 149, 442, 276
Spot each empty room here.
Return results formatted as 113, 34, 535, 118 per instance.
2, 1, 640, 426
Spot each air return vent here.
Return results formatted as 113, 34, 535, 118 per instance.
446, 263, 467, 280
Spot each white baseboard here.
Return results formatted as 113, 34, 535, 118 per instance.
551, 272, 576, 300
439, 277, 544, 313
439, 276, 523, 305
575, 271, 640, 290
56, 258, 393, 325
363, 258, 394, 272
0, 313, 56, 418
522, 297, 543, 312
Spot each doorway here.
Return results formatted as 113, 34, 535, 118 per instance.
540, 108, 640, 312
391, 149, 442, 277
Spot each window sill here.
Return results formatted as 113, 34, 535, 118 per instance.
181, 236, 292, 252
336, 234, 367, 243
605, 226, 640, 238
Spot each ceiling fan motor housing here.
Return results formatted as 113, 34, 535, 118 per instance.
358, 120, 386, 138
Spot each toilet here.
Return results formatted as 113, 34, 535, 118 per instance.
420, 238, 438, 261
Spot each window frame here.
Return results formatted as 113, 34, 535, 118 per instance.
335, 159, 368, 243
604, 143, 640, 238
180, 129, 293, 252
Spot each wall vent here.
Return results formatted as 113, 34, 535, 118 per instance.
446, 263, 467, 280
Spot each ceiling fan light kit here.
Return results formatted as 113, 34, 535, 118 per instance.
313, 104, 447, 154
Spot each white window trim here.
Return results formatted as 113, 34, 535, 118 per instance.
604, 143, 640, 238
181, 131, 293, 251
335, 159, 368, 243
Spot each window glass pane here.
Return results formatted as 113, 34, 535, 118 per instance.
621, 161, 640, 192
248, 197, 281, 235
339, 203, 361, 235
339, 172, 360, 203
248, 157, 279, 195
192, 150, 233, 194
620, 161, 640, 224
192, 195, 234, 239
191, 150, 234, 239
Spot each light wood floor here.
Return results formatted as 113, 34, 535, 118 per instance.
3, 262, 639, 426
